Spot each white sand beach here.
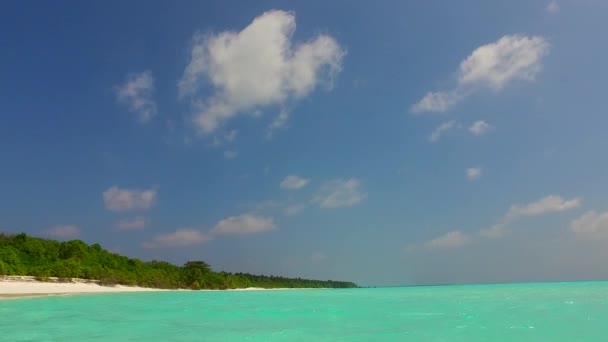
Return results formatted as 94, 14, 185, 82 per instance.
0, 276, 296, 299
0, 276, 171, 299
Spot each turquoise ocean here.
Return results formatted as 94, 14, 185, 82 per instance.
2, 281, 607, 341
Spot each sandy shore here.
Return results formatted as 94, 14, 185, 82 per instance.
0, 276, 172, 299
0, 276, 292, 299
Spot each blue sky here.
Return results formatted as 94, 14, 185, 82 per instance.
2, 0, 608, 286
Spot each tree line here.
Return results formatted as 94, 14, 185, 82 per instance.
0, 233, 357, 290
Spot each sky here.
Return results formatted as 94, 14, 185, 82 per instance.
1, 0, 608, 286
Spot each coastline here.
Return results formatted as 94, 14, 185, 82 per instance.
0, 276, 172, 300
0, 276, 314, 300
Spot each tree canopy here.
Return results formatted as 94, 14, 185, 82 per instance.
0, 233, 357, 290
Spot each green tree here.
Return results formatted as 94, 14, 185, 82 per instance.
0, 245, 22, 274
183, 261, 211, 286
59, 240, 88, 260
0, 260, 7, 275
91, 243, 102, 253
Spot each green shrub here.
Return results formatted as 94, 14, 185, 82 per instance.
98, 277, 119, 287
35, 275, 51, 282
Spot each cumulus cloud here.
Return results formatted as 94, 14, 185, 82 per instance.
103, 186, 157, 212
142, 228, 210, 248
407, 231, 469, 252
469, 120, 492, 135
47, 225, 80, 239
505, 195, 581, 220
458, 35, 549, 90
142, 213, 277, 248
429, 120, 457, 143
280, 175, 310, 190
211, 214, 276, 235
570, 211, 608, 237
313, 178, 366, 208
115, 216, 148, 231
178, 10, 345, 134
466, 167, 482, 181
115, 70, 157, 122
412, 35, 550, 113
412, 90, 464, 113
479, 195, 581, 238
546, 1, 560, 14
426, 231, 469, 249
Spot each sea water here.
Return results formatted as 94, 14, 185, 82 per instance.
1, 281, 608, 341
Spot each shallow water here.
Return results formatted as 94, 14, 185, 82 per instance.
2, 282, 608, 341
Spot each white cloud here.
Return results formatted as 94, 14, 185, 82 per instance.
224, 150, 238, 159
142, 228, 210, 248
115, 216, 148, 231
466, 167, 482, 181
211, 214, 276, 235
267, 109, 290, 138
115, 70, 157, 122
427, 230, 469, 249
412, 90, 464, 113
179, 10, 345, 134
103, 186, 157, 212
285, 204, 305, 216
429, 120, 456, 143
469, 120, 492, 135
142, 213, 276, 247
546, 1, 560, 14
570, 211, 608, 237
280, 175, 310, 190
505, 195, 581, 220
313, 178, 366, 208
479, 195, 581, 239
458, 35, 549, 90
47, 225, 80, 239
412, 35, 550, 113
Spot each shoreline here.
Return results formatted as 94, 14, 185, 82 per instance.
0, 276, 173, 300
0, 276, 318, 300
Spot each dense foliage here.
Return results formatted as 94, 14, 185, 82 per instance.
0, 233, 356, 289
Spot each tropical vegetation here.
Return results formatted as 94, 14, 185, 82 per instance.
0, 233, 356, 289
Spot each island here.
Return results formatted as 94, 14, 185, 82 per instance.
0, 233, 357, 293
